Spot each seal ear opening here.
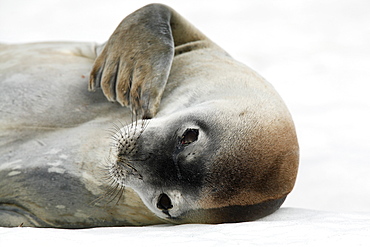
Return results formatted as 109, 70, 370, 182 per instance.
157, 193, 173, 211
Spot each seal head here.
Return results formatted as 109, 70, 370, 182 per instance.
108, 98, 298, 224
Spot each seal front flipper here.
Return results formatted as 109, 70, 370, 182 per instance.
89, 4, 209, 118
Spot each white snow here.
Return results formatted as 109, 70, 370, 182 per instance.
1, 209, 369, 246
1, 0, 370, 246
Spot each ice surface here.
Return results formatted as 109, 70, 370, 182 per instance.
1, 209, 369, 246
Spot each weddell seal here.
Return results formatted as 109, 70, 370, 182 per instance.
0, 4, 299, 228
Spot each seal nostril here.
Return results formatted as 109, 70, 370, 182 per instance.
157, 193, 173, 211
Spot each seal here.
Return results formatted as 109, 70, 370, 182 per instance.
0, 4, 299, 227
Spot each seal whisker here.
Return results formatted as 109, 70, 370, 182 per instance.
115, 159, 143, 179
114, 184, 126, 205
88, 160, 123, 207
99, 167, 127, 206
104, 183, 125, 205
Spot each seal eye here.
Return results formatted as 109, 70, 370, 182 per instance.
157, 193, 173, 211
181, 129, 199, 145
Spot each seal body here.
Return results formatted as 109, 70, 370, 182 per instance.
0, 42, 163, 227
0, 4, 299, 227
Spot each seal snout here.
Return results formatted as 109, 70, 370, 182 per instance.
108, 121, 149, 184
111, 121, 149, 157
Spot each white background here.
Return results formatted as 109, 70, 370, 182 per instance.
1, 0, 370, 245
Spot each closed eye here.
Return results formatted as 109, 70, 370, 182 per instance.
180, 129, 199, 145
